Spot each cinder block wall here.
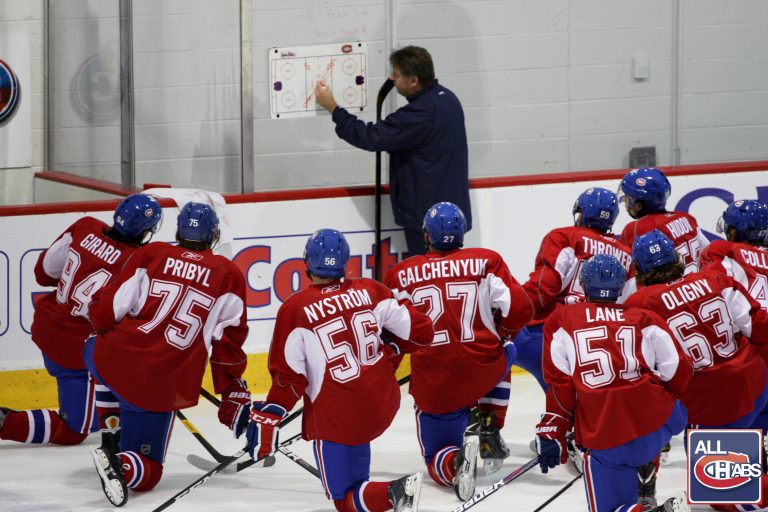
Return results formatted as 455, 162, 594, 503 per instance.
1, 0, 767, 203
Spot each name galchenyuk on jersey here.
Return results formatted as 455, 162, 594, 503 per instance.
396, 258, 488, 288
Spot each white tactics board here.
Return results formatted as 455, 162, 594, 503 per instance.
269, 42, 368, 119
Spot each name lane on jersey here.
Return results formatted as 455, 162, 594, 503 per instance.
585, 307, 626, 323
396, 258, 488, 288
79, 233, 122, 264
162, 256, 211, 287
304, 288, 373, 323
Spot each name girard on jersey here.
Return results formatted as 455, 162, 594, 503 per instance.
396, 258, 488, 288
79, 233, 121, 264
304, 288, 373, 323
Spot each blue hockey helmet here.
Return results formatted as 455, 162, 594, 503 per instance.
573, 187, 619, 232
619, 168, 671, 214
304, 229, 350, 279
717, 199, 768, 243
632, 229, 677, 274
579, 254, 627, 301
423, 202, 467, 251
113, 194, 163, 240
176, 202, 220, 245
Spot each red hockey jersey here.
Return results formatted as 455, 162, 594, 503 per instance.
621, 211, 709, 274
31, 217, 139, 370
701, 240, 768, 311
524, 226, 633, 321
88, 242, 248, 412
384, 247, 535, 414
543, 302, 692, 450
266, 278, 433, 445
624, 271, 768, 425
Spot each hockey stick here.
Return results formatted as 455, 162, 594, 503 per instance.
151, 409, 303, 512
374, 78, 395, 281
196, 388, 318, 478
450, 456, 539, 512
198, 373, 411, 474
175, 409, 227, 462
531, 472, 583, 512
177, 407, 276, 468
187, 428, 309, 475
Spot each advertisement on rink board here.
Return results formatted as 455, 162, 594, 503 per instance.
0, 167, 767, 369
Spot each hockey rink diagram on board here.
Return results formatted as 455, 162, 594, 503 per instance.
269, 42, 368, 119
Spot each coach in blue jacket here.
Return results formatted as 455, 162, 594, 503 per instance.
315, 45, 471, 256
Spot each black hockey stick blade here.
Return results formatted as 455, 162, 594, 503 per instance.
531, 472, 583, 512
187, 453, 276, 473
450, 456, 538, 512
175, 409, 227, 463
152, 408, 304, 511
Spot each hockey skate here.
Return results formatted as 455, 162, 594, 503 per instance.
388, 472, 422, 512
454, 436, 479, 501
651, 494, 688, 512
92, 446, 128, 507
478, 412, 510, 475
100, 413, 121, 454
637, 460, 658, 511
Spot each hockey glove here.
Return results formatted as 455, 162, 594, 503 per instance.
217, 379, 251, 438
246, 402, 288, 460
535, 412, 570, 473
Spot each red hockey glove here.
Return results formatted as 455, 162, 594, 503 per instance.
246, 402, 288, 460
217, 379, 251, 438
535, 412, 570, 473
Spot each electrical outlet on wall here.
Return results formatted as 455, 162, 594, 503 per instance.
633, 55, 650, 81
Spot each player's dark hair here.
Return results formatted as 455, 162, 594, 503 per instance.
105, 226, 147, 247
727, 227, 768, 247
636, 261, 686, 286
177, 238, 211, 251
390, 46, 435, 86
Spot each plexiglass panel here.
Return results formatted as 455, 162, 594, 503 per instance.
132, 0, 241, 193
48, 0, 121, 182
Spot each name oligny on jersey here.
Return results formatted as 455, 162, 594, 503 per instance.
396, 258, 489, 288
660, 278, 713, 310
304, 288, 373, 323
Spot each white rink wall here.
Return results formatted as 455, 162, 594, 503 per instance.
1, 165, 766, 370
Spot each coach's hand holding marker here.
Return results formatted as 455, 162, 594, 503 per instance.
314, 81, 337, 112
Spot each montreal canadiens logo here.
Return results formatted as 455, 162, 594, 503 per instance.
693, 452, 762, 490
0, 59, 21, 125
635, 177, 647, 186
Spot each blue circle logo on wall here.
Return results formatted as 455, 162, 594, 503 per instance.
0, 59, 21, 125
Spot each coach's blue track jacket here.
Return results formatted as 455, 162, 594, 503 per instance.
331, 79, 471, 231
